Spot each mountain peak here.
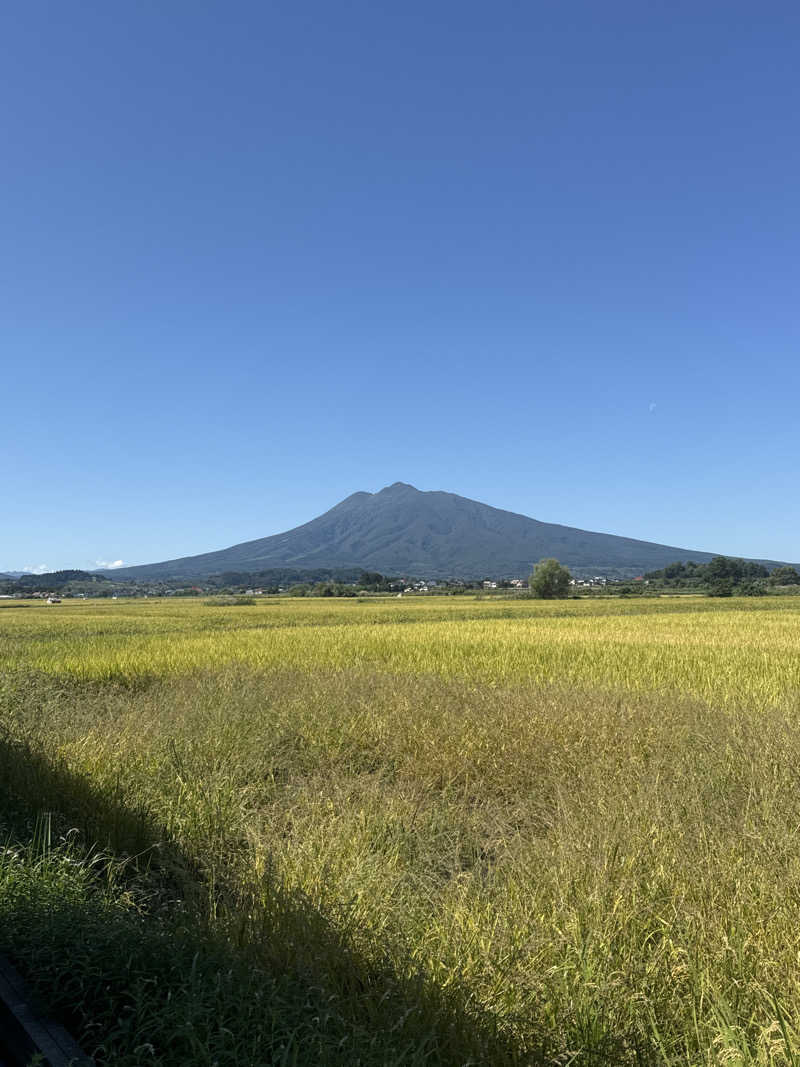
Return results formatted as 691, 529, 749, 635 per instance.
99, 484, 792, 582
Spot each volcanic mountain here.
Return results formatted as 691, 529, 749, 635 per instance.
102, 482, 787, 580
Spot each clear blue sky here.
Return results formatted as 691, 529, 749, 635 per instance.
3, 1, 799, 572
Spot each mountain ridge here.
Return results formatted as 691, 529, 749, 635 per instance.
99, 483, 793, 580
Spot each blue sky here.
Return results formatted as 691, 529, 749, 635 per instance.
3, 1, 799, 571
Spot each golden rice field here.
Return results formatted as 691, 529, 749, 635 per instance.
5, 595, 800, 705
2, 594, 800, 1065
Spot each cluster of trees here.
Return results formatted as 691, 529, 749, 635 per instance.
524, 555, 800, 601
285, 573, 404, 597
260, 572, 405, 596
0, 570, 111, 596
645, 558, 768, 585
203, 567, 370, 590
643, 557, 800, 597
769, 566, 800, 585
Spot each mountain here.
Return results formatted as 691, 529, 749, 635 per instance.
100, 482, 790, 580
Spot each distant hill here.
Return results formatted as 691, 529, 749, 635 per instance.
13, 570, 109, 589
100, 482, 792, 580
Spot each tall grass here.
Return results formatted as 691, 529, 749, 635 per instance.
2, 597, 800, 1063
4, 596, 800, 707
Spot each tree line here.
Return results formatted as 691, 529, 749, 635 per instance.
4, 558, 798, 601
526, 556, 800, 600
643, 558, 800, 597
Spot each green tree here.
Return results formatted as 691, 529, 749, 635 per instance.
739, 580, 767, 596
529, 558, 572, 599
707, 578, 734, 598
769, 566, 800, 586
706, 556, 733, 582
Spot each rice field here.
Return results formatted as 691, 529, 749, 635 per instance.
2, 594, 800, 1064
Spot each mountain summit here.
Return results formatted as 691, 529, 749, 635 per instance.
102, 483, 786, 580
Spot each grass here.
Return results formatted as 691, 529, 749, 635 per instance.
2, 596, 800, 1063
5, 597, 800, 707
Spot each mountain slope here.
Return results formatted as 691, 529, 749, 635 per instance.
102, 482, 789, 580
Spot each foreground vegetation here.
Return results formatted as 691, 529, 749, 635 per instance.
2, 596, 800, 1064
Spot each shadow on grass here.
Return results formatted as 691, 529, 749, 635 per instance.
0, 729, 544, 1066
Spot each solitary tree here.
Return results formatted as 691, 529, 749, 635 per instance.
529, 557, 571, 599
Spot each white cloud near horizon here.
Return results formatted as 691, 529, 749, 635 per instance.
22, 564, 50, 574
95, 559, 126, 569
